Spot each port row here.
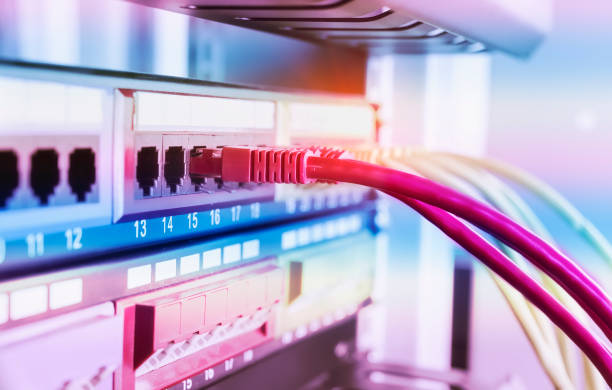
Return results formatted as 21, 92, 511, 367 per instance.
0, 148, 96, 208
136, 146, 256, 198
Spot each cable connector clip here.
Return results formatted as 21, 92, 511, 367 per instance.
189, 146, 348, 185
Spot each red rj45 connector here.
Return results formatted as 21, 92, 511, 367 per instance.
189, 146, 349, 185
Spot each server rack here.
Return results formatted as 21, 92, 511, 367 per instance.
0, 1, 552, 389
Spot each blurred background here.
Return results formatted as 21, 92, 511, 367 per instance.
379, 1, 612, 388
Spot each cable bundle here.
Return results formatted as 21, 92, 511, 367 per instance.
190, 145, 612, 388
377, 149, 608, 390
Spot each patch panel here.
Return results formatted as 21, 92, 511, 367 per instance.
0, 66, 376, 275
116, 263, 282, 389
113, 90, 277, 222
130, 269, 281, 369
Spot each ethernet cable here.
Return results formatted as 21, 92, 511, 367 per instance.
381, 156, 573, 390
412, 159, 566, 333
363, 146, 608, 389
190, 146, 612, 340
189, 146, 612, 385
305, 154, 612, 342
428, 152, 612, 267
390, 192, 612, 386
380, 153, 605, 389
408, 153, 605, 390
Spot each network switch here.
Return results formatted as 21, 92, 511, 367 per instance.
0, 61, 380, 390
114, 90, 277, 221
0, 66, 376, 274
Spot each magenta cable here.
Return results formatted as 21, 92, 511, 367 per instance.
305, 157, 612, 341
188, 146, 612, 343
386, 192, 612, 386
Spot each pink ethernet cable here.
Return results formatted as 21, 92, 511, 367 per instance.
390, 192, 612, 386
305, 155, 612, 342
189, 146, 612, 349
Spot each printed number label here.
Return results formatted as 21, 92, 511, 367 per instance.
250, 202, 261, 219
210, 209, 221, 226
187, 212, 198, 229
230, 205, 241, 222
133, 220, 147, 238
224, 358, 234, 371
26, 233, 44, 257
182, 379, 193, 390
204, 368, 215, 381
162, 216, 174, 234
65, 227, 83, 250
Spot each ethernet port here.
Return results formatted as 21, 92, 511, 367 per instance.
0, 150, 19, 208
68, 148, 96, 202
30, 149, 60, 205
164, 146, 185, 194
136, 147, 159, 197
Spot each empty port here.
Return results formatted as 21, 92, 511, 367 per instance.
30, 149, 60, 205
164, 146, 185, 194
136, 147, 159, 197
68, 148, 96, 202
0, 150, 18, 208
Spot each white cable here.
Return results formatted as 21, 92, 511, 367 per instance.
381, 155, 574, 390
423, 153, 605, 390
428, 152, 612, 267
